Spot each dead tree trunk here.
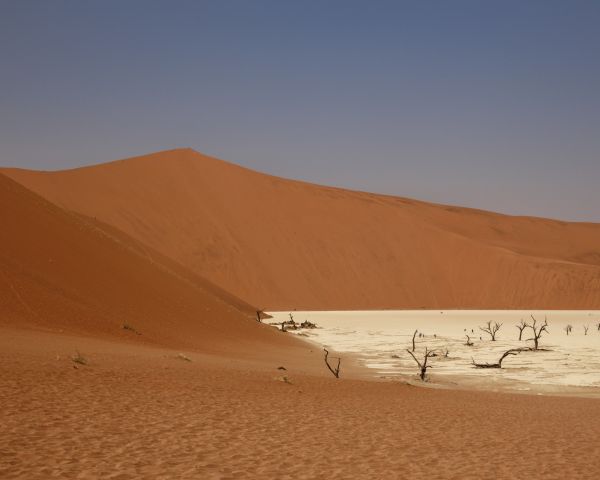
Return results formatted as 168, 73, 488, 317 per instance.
465, 335, 474, 346
584, 325, 589, 335
480, 321, 502, 341
323, 348, 341, 378
525, 315, 548, 350
564, 324, 573, 335
412, 329, 418, 352
472, 348, 523, 368
406, 348, 436, 381
516, 319, 527, 340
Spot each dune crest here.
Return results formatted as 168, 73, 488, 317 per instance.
3, 148, 600, 309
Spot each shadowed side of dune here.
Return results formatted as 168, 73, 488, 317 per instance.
3, 148, 600, 309
0, 173, 294, 353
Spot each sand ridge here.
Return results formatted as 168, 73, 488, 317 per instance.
0, 172, 301, 353
4, 148, 600, 310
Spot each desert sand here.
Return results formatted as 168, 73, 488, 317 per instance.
0, 172, 280, 352
4, 148, 600, 310
2, 159, 600, 479
2, 326, 600, 480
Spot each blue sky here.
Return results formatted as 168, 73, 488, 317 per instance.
1, 0, 599, 221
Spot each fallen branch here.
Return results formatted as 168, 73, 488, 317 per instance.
472, 348, 524, 369
323, 348, 341, 378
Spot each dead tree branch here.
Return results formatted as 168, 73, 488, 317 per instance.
516, 319, 527, 340
323, 348, 341, 378
525, 315, 549, 350
472, 348, 524, 369
406, 347, 436, 381
480, 321, 502, 341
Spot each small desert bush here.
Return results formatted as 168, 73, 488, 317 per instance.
122, 323, 141, 335
71, 351, 88, 365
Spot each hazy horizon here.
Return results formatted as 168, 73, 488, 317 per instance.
1, 1, 599, 222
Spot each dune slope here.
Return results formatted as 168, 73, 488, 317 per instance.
4, 148, 600, 309
0, 172, 292, 352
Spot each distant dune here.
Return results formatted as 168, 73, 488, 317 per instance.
4, 148, 600, 310
0, 172, 293, 352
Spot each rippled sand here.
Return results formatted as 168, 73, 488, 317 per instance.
3, 326, 600, 479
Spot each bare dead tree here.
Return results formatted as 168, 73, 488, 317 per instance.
583, 325, 589, 335
280, 322, 286, 332
516, 319, 527, 340
525, 315, 549, 350
564, 324, 573, 335
323, 348, 341, 378
465, 335, 474, 346
411, 329, 418, 352
480, 321, 502, 341
472, 348, 524, 369
596, 322, 600, 332
406, 348, 436, 381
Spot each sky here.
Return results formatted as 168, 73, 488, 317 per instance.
1, 0, 599, 221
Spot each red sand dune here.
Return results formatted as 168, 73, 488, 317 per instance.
0, 172, 300, 353
4, 148, 600, 310
3, 155, 600, 480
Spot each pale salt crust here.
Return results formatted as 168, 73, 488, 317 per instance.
268, 310, 600, 397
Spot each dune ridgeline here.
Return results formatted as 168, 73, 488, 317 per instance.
3, 148, 600, 313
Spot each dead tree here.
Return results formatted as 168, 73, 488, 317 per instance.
411, 329, 418, 352
323, 348, 341, 378
465, 335, 474, 346
480, 321, 502, 341
525, 315, 549, 350
564, 324, 573, 335
406, 348, 436, 381
584, 325, 589, 335
472, 348, 523, 369
280, 322, 286, 332
516, 319, 527, 340
596, 322, 600, 332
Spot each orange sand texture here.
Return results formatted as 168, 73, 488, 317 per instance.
2, 150, 600, 479
4, 148, 600, 310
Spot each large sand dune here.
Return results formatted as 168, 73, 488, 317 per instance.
0, 172, 298, 353
4, 148, 600, 310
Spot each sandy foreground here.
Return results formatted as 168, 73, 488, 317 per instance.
2, 327, 600, 480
